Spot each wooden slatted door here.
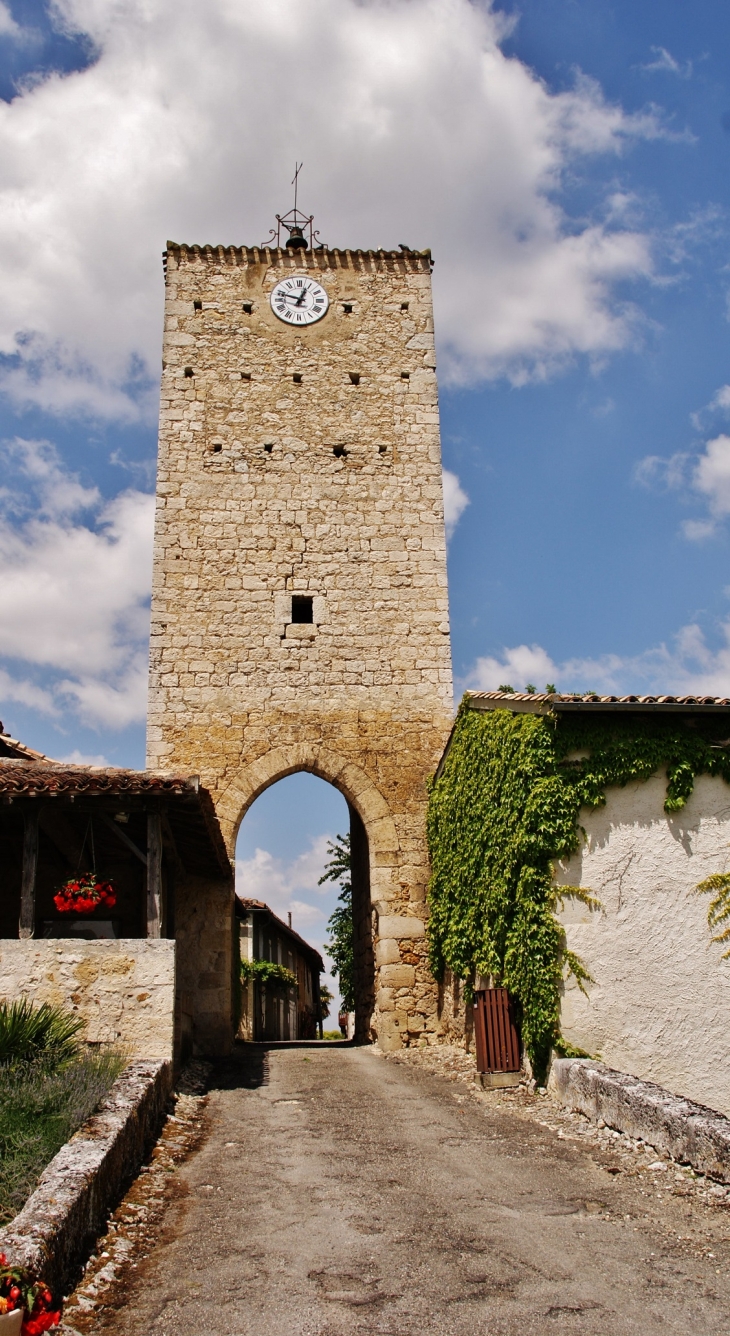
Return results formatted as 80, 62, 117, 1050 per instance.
474, 988, 520, 1073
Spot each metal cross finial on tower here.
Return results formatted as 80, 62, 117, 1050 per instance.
263, 163, 323, 252
292, 161, 303, 214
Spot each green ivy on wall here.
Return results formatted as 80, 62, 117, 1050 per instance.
240, 959, 298, 991
427, 699, 730, 1077
695, 871, 730, 956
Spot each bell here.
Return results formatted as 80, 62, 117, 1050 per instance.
285, 224, 308, 251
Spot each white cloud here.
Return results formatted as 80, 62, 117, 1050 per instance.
691, 384, 730, 430
235, 833, 336, 930
710, 386, 730, 413
0, 2, 21, 38
57, 747, 112, 766
640, 47, 692, 79
681, 518, 716, 542
0, 666, 56, 715
636, 428, 730, 541
634, 450, 689, 492
0, 440, 154, 728
466, 618, 730, 699
467, 642, 560, 694
59, 655, 149, 729
442, 468, 469, 539
0, 0, 672, 416
691, 434, 730, 523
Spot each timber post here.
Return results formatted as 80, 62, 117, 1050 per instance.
146, 811, 162, 937
19, 807, 39, 939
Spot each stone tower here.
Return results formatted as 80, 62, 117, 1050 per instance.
147, 218, 453, 1050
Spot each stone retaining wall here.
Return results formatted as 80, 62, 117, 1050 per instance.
551, 1058, 730, 1182
0, 940, 176, 1059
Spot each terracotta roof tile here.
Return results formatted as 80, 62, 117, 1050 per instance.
0, 760, 232, 880
0, 760, 199, 798
0, 729, 49, 761
466, 691, 730, 713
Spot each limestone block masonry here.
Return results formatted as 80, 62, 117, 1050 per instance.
147, 242, 454, 1048
0, 940, 176, 1060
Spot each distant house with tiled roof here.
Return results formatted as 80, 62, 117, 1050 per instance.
236, 896, 323, 1041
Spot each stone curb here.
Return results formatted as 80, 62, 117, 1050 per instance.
0, 1058, 173, 1296
550, 1058, 730, 1182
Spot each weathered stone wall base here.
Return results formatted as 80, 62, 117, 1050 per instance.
0, 1059, 172, 1297
433, 970, 474, 1050
174, 873, 234, 1056
551, 1058, 730, 1182
0, 940, 175, 1060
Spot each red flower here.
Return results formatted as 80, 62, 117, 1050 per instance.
53, 873, 116, 915
22, 1313, 61, 1334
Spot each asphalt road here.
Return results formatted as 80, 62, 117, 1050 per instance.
97, 1044, 730, 1335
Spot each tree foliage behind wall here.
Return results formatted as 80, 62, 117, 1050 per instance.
320, 833, 355, 1012
427, 700, 730, 1075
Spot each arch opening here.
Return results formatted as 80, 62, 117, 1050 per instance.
234, 770, 375, 1044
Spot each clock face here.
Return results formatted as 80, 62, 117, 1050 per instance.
270, 276, 329, 326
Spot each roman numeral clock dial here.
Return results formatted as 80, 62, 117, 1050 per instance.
270, 276, 329, 325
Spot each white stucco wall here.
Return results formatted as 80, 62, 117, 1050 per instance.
556, 772, 730, 1115
0, 939, 176, 1060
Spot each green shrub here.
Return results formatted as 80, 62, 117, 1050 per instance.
0, 1048, 126, 1225
240, 959, 297, 989
0, 999, 85, 1068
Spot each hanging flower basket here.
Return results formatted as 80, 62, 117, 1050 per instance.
0, 1255, 61, 1334
53, 872, 116, 916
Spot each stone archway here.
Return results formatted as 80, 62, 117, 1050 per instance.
218, 744, 400, 1042
218, 743, 398, 875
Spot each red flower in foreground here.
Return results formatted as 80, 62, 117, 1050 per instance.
53, 873, 116, 915
22, 1311, 61, 1334
0, 1259, 60, 1331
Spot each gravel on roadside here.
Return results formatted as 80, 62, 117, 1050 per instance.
386, 1042, 730, 1225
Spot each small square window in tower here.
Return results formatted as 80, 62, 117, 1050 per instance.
291, 596, 314, 624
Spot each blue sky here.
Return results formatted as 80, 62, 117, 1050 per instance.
2, 1, 730, 1006
447, 1, 730, 693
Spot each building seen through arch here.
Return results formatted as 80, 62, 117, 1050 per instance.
234, 771, 374, 1043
